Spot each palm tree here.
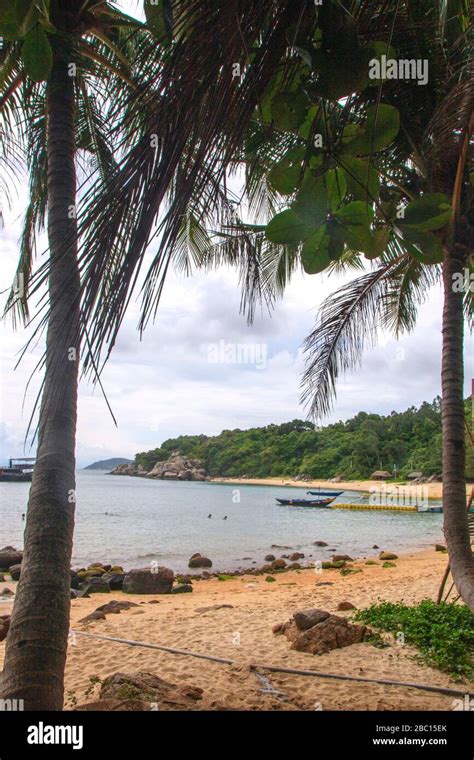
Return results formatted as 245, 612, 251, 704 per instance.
0, 0, 160, 710
62, 0, 472, 610
297, 0, 474, 608
7, 1, 470, 711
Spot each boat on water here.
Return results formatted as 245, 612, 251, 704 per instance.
276, 496, 335, 508
307, 489, 344, 497
0, 457, 35, 483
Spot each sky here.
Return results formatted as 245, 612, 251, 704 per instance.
0, 0, 471, 467
1, 191, 471, 468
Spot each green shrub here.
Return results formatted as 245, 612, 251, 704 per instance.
355, 600, 474, 679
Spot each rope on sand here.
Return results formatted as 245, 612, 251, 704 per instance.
71, 629, 472, 699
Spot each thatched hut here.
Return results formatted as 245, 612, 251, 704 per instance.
370, 470, 391, 480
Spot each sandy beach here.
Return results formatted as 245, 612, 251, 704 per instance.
1, 548, 470, 711
211, 477, 474, 501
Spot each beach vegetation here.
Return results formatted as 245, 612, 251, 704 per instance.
355, 600, 474, 679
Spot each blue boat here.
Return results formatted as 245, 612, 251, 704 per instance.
307, 489, 344, 497
276, 497, 335, 508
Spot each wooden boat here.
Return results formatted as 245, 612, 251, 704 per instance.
276, 497, 335, 508
307, 489, 344, 497
0, 457, 35, 483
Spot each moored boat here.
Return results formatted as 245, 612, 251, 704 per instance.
0, 457, 35, 483
276, 496, 335, 508
307, 489, 344, 497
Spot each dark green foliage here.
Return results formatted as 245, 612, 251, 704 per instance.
355, 600, 474, 679
134, 397, 473, 480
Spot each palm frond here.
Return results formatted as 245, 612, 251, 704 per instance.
32, 0, 309, 376
301, 259, 416, 418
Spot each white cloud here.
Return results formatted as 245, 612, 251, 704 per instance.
1, 92, 471, 469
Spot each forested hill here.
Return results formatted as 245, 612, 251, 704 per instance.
135, 398, 473, 481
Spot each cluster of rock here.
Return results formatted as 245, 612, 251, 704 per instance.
273, 608, 367, 654
110, 463, 147, 476
77, 671, 213, 711
148, 452, 207, 481
110, 451, 208, 482
71, 562, 192, 597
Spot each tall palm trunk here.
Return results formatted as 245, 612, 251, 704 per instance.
1, 40, 80, 710
441, 246, 474, 611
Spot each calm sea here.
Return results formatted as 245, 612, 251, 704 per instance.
0, 470, 444, 573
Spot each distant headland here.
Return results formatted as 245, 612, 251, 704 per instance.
83, 457, 132, 471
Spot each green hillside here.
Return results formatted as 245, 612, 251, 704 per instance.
135, 397, 473, 481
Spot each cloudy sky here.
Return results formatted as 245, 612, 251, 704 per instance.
1, 188, 471, 469
0, 0, 471, 467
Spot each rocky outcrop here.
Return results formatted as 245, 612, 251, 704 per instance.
147, 451, 207, 481
0, 547, 23, 570
123, 567, 174, 594
109, 463, 145, 476
110, 450, 207, 481
273, 608, 366, 654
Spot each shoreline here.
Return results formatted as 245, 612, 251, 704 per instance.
209, 476, 470, 501
1, 547, 468, 711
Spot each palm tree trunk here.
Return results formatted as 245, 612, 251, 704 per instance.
441, 246, 474, 611
1, 40, 80, 710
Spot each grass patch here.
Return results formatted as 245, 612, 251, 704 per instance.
217, 574, 234, 581
382, 561, 396, 568
355, 600, 474, 680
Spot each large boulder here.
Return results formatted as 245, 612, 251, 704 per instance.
82, 577, 111, 594
0, 615, 11, 642
70, 571, 81, 590
171, 584, 193, 594
147, 451, 207, 481
0, 547, 23, 570
290, 552, 304, 561
379, 551, 398, 561
9, 564, 21, 581
123, 567, 174, 594
102, 572, 125, 591
77, 568, 106, 579
78, 671, 204, 711
188, 554, 212, 569
274, 608, 366, 655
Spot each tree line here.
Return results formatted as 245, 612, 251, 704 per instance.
135, 398, 473, 481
